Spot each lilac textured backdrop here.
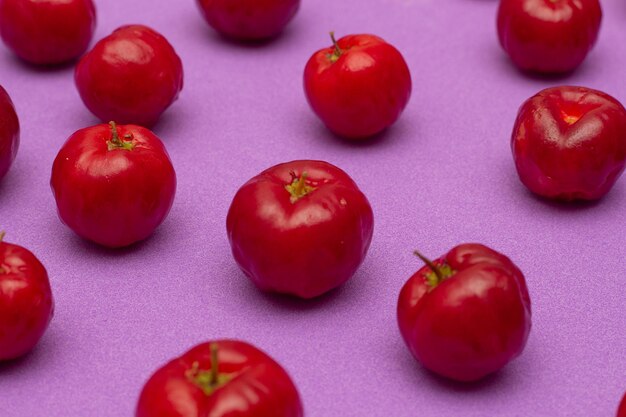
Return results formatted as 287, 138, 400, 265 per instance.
0, 0, 625, 416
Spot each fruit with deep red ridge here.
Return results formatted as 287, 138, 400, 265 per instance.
136, 339, 303, 417
511, 86, 626, 201
397, 243, 531, 382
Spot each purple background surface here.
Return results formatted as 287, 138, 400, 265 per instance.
0, 0, 625, 416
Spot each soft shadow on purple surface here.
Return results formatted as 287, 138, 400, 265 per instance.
0, 327, 62, 376
0, 50, 78, 74
151, 105, 187, 139
229, 266, 375, 312
513, 181, 623, 212
187, 15, 298, 51
56, 219, 179, 258
0, 163, 28, 200
496, 51, 603, 84
306, 115, 414, 150
498, 158, 623, 212
390, 340, 534, 394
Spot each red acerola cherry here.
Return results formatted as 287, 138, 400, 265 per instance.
511, 86, 626, 201
397, 244, 532, 382
75, 25, 183, 127
0, 0, 96, 65
497, 0, 602, 73
0, 233, 54, 361
0, 85, 19, 181
304, 33, 412, 140
196, 0, 300, 41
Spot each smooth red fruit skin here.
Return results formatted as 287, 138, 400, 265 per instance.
304, 34, 412, 139
226, 160, 374, 299
497, 0, 602, 73
511, 86, 626, 201
196, 0, 299, 41
0, 85, 19, 181
50, 123, 176, 248
0, 0, 95, 65
136, 340, 303, 417
618, 392, 626, 417
0, 238, 54, 361
397, 243, 531, 382
75, 25, 183, 127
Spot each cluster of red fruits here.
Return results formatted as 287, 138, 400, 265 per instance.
0, 0, 624, 415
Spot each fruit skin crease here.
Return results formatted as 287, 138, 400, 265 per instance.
397, 243, 532, 382
135, 339, 304, 417
511, 86, 626, 201
226, 160, 374, 299
304, 33, 412, 139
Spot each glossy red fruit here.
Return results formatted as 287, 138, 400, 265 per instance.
618, 392, 626, 417
136, 340, 303, 417
75, 25, 183, 127
511, 86, 626, 201
50, 122, 176, 248
304, 33, 412, 139
0, 0, 95, 65
497, 0, 602, 73
0, 233, 54, 361
0, 85, 19, 181
226, 160, 374, 299
397, 243, 531, 382
196, 0, 300, 40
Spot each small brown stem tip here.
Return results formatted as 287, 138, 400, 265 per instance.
413, 250, 443, 282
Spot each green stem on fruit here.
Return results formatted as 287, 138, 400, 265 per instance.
328, 31, 343, 63
186, 343, 233, 396
209, 343, 219, 385
414, 250, 443, 282
285, 172, 316, 203
107, 121, 135, 151
414, 250, 457, 288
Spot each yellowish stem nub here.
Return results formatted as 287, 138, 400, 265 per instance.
285, 172, 317, 203
186, 343, 233, 396
107, 121, 135, 151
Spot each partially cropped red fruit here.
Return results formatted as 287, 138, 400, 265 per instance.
304, 33, 412, 140
75, 25, 183, 127
0, 233, 54, 361
196, 0, 300, 41
0, 0, 96, 65
497, 0, 602, 73
0, 85, 19, 181
618, 392, 626, 417
136, 340, 303, 417
50, 122, 176, 248
397, 244, 531, 382
511, 86, 626, 201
